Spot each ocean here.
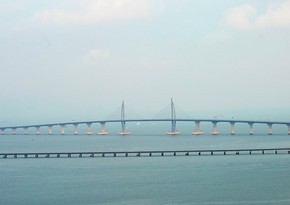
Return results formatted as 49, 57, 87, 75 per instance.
0, 129, 290, 204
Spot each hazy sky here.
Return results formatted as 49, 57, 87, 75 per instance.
1, 0, 290, 125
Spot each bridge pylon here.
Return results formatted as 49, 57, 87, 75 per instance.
119, 100, 131, 135
167, 98, 180, 135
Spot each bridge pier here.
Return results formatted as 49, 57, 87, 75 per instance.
249, 123, 254, 135
230, 122, 235, 135
0, 129, 5, 135
48, 126, 53, 135
12, 128, 16, 135
60, 125, 65, 135
86, 123, 93, 135
288, 125, 290, 135
98, 123, 109, 135
35, 126, 40, 135
23, 127, 28, 135
211, 122, 219, 135
192, 121, 204, 135
73, 124, 78, 135
267, 123, 273, 135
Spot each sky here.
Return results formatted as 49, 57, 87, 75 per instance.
1, 0, 290, 125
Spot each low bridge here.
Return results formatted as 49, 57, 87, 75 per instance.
1, 99, 290, 135
1, 148, 290, 159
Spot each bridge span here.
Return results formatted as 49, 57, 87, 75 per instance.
1, 99, 290, 135
0, 118, 290, 135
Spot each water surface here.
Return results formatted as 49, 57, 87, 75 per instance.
0, 133, 290, 204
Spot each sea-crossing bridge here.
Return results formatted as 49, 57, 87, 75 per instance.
1, 99, 290, 135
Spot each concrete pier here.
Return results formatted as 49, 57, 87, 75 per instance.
73, 124, 78, 135
230, 122, 235, 135
60, 125, 65, 135
35, 126, 40, 135
249, 123, 254, 135
192, 121, 204, 135
12, 128, 16, 135
267, 123, 273, 135
24, 127, 28, 135
211, 122, 219, 135
86, 123, 93, 135
288, 125, 290, 135
48, 126, 53, 135
98, 123, 109, 135
0, 129, 4, 135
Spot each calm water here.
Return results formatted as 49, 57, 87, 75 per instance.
1, 132, 290, 205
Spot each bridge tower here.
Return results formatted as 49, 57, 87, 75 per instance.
167, 98, 180, 135
119, 100, 131, 135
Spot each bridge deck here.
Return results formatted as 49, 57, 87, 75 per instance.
1, 118, 290, 129
1, 148, 289, 159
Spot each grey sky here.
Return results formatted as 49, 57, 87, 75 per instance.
1, 0, 290, 125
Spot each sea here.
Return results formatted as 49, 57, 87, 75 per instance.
0, 123, 290, 205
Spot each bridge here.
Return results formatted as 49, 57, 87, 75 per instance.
1, 99, 290, 135
1, 148, 290, 159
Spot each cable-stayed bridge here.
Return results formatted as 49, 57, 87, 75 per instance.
1, 99, 290, 135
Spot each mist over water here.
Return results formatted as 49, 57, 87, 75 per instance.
1, 129, 290, 204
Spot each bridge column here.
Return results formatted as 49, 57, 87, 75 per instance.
288, 125, 290, 135
267, 123, 273, 135
73, 124, 78, 135
230, 122, 235, 135
249, 123, 254, 135
86, 123, 93, 135
0, 129, 5, 135
211, 122, 219, 135
35, 127, 40, 135
98, 122, 109, 135
12, 128, 16, 135
48, 126, 53, 135
24, 127, 28, 135
60, 125, 65, 135
192, 121, 203, 135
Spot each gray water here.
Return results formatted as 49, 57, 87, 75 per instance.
1, 132, 290, 205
